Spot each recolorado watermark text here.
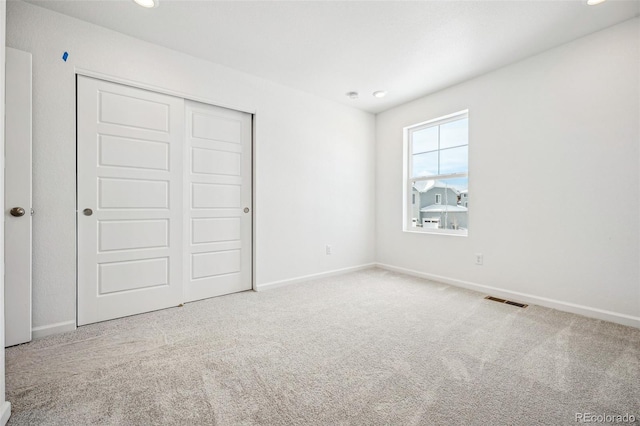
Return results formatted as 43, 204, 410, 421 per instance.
575, 413, 636, 423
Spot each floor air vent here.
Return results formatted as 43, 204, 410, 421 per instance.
484, 295, 528, 308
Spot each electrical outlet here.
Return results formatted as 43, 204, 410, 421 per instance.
475, 253, 483, 265
326, 245, 332, 255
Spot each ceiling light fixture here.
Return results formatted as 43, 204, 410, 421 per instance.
346, 91, 359, 100
133, 0, 157, 8
586, 0, 607, 5
373, 91, 387, 98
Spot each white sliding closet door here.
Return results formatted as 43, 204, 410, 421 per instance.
184, 100, 252, 302
77, 76, 184, 326
77, 77, 253, 325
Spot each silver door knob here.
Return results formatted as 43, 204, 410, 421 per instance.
243, 207, 250, 213
10, 207, 25, 217
83, 208, 93, 216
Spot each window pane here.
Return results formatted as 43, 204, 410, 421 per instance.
412, 151, 438, 178
412, 126, 438, 154
439, 146, 468, 175
440, 118, 468, 149
411, 177, 468, 231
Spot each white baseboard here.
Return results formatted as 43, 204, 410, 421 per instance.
32, 320, 76, 339
256, 263, 377, 291
376, 263, 640, 329
0, 401, 11, 426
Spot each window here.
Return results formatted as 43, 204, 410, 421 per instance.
404, 110, 469, 235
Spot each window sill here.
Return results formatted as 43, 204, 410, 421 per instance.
403, 228, 468, 237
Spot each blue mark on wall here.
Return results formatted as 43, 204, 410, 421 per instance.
62, 51, 69, 62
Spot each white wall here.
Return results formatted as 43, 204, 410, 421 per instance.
6, 1, 376, 335
376, 18, 640, 327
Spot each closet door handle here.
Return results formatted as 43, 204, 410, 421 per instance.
10, 207, 25, 217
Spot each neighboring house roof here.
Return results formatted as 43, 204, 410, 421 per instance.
413, 180, 462, 194
420, 204, 468, 213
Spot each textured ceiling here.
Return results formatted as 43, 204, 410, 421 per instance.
22, 0, 640, 113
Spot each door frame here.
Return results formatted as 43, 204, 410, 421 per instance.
75, 69, 257, 324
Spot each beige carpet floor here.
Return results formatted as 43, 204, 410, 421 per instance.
5, 268, 640, 425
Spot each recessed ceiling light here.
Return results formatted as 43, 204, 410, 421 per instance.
373, 91, 387, 98
586, 0, 607, 5
346, 91, 359, 100
133, 0, 157, 8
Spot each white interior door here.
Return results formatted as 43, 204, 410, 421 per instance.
184, 100, 252, 302
4, 47, 32, 347
77, 76, 184, 326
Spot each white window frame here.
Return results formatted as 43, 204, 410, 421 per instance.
435, 194, 442, 205
403, 109, 469, 236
